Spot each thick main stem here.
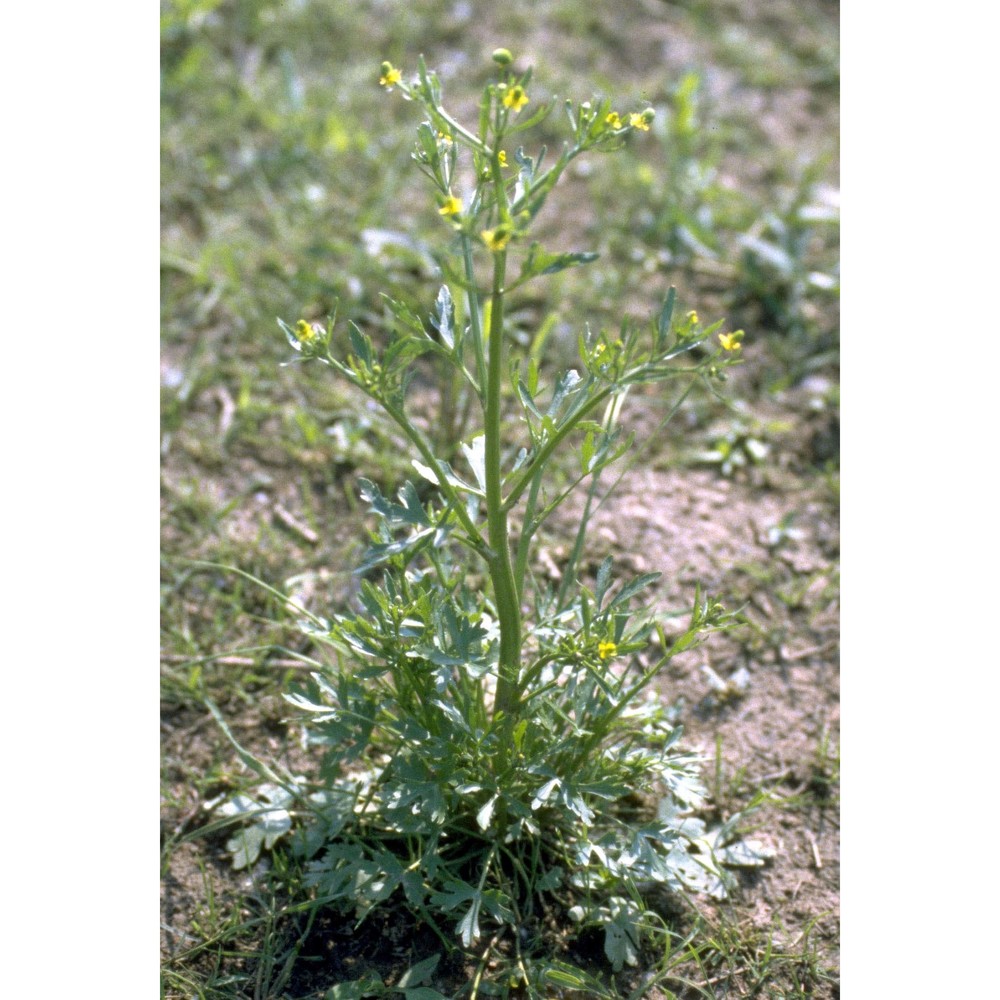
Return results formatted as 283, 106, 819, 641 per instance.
484, 250, 522, 720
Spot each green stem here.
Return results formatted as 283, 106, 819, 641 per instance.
556, 468, 601, 611
556, 388, 630, 609
430, 104, 490, 156
484, 249, 522, 720
584, 375, 699, 522
380, 398, 488, 555
513, 467, 544, 602
503, 385, 615, 512
438, 356, 458, 458
461, 234, 488, 398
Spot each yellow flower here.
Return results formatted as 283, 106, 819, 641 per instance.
598, 641, 618, 661
503, 84, 529, 111
481, 226, 512, 251
593, 343, 606, 357
378, 62, 402, 88
437, 131, 453, 145
438, 194, 463, 217
605, 112, 622, 129
295, 319, 317, 343
498, 150, 508, 168
687, 310, 699, 326
718, 331, 743, 351
629, 112, 651, 131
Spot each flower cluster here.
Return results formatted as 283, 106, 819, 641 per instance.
602, 108, 654, 133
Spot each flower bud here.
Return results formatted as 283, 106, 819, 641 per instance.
491, 48, 513, 67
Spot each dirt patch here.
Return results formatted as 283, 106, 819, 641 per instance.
537, 380, 840, 993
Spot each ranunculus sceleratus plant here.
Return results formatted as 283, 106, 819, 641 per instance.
215, 49, 759, 994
